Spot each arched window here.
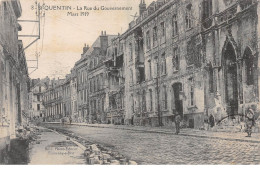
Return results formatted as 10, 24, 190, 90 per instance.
243, 48, 254, 85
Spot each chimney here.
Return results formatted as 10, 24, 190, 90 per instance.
100, 30, 108, 56
139, 0, 146, 16
83, 43, 89, 54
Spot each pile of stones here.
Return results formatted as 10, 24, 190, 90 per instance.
47, 127, 137, 165
84, 144, 137, 165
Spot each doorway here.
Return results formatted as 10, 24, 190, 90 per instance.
172, 83, 183, 118
223, 42, 238, 117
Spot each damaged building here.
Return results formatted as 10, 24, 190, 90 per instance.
121, 0, 260, 128
0, 0, 30, 162
104, 35, 126, 124
82, 32, 117, 123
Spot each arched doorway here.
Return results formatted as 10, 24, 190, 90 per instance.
223, 42, 238, 117
172, 83, 183, 118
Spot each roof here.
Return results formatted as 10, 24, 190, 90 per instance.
84, 35, 117, 57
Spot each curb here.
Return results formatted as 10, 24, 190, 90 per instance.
44, 123, 260, 144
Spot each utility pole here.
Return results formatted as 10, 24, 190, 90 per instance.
18, 0, 44, 75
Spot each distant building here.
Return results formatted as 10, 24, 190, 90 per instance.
70, 68, 78, 122
74, 45, 89, 122
42, 78, 65, 122
62, 74, 72, 118
29, 77, 49, 120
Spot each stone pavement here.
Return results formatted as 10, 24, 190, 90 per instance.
43, 123, 260, 164
45, 122, 260, 143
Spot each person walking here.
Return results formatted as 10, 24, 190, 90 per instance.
245, 108, 255, 137
174, 114, 182, 135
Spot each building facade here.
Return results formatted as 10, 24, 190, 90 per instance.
41, 0, 260, 130
70, 68, 78, 122
122, 0, 260, 128
29, 78, 49, 121
42, 78, 64, 122
104, 36, 126, 124
0, 0, 30, 162
75, 45, 89, 123
83, 32, 117, 123
62, 74, 72, 118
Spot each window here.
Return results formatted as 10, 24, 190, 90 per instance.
149, 89, 153, 111
153, 26, 158, 47
129, 43, 133, 60
94, 77, 96, 92
160, 22, 165, 37
154, 57, 158, 77
146, 31, 151, 50
162, 86, 167, 110
97, 77, 100, 90
186, 4, 192, 29
172, 14, 178, 37
130, 69, 133, 84
142, 90, 146, 112
37, 95, 40, 101
202, 0, 212, 20
148, 60, 152, 79
100, 74, 103, 89
161, 53, 166, 75
244, 50, 254, 85
209, 65, 214, 92
75, 101, 77, 112
89, 80, 92, 93
189, 78, 194, 106
172, 47, 180, 71
37, 104, 40, 111
84, 89, 87, 102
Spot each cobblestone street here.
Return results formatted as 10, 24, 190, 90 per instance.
43, 123, 260, 165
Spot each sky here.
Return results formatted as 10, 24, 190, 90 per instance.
19, 0, 154, 79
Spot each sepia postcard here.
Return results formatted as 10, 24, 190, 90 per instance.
0, 0, 260, 165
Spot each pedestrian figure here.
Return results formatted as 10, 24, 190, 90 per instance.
245, 109, 255, 137
174, 114, 181, 135
69, 116, 72, 125
209, 114, 215, 128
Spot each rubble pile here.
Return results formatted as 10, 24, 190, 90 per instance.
83, 144, 137, 165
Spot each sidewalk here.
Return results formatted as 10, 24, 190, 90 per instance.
44, 122, 260, 143
28, 127, 86, 164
